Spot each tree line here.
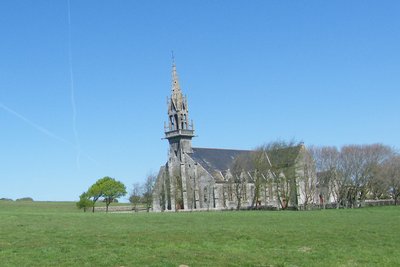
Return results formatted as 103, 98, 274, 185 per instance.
231, 141, 400, 210
76, 174, 156, 213
310, 143, 400, 207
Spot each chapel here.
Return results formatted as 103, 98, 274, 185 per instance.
152, 61, 320, 211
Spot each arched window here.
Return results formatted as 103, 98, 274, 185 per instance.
174, 114, 179, 130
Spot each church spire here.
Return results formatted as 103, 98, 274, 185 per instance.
171, 53, 183, 109
164, 56, 195, 153
171, 52, 180, 93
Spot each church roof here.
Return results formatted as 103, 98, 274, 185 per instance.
189, 147, 251, 175
188, 145, 304, 176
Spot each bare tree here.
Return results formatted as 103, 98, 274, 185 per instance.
129, 183, 142, 212
382, 155, 400, 205
250, 150, 271, 208
339, 144, 393, 208
231, 156, 248, 210
143, 173, 157, 212
299, 152, 318, 210
309, 146, 342, 208
260, 140, 301, 210
368, 164, 390, 199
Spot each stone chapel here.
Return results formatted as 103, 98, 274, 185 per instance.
152, 61, 320, 212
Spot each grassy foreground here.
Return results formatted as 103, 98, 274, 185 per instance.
0, 201, 399, 266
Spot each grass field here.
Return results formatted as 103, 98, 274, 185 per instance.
0, 201, 399, 266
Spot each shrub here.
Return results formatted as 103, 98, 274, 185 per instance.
16, 197, 34, 202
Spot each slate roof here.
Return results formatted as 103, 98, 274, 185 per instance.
188, 145, 303, 176
189, 147, 251, 175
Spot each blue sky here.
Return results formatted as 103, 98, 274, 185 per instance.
1, 1, 399, 201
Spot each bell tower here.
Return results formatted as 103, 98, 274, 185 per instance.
164, 58, 195, 159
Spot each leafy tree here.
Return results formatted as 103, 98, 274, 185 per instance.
101, 177, 127, 212
76, 192, 91, 212
87, 181, 103, 213
86, 176, 127, 212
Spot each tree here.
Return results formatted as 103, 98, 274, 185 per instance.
76, 192, 91, 212
382, 155, 400, 205
143, 173, 157, 212
310, 144, 394, 208
299, 151, 318, 210
230, 139, 306, 210
260, 140, 302, 210
101, 177, 127, 212
339, 144, 393, 207
249, 151, 269, 209
309, 146, 342, 208
129, 183, 142, 212
86, 176, 127, 213
87, 181, 103, 213
231, 154, 250, 210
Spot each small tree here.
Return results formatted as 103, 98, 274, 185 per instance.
130, 183, 142, 212
87, 182, 103, 213
86, 176, 127, 213
231, 154, 249, 210
101, 177, 127, 212
383, 155, 400, 205
143, 173, 157, 212
76, 192, 91, 212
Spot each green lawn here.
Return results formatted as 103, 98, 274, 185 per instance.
0, 201, 399, 266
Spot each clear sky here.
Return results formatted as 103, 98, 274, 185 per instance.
1, 1, 399, 201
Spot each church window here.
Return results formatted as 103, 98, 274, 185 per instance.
174, 114, 179, 130
228, 185, 233, 201
170, 116, 175, 130
183, 114, 187, 129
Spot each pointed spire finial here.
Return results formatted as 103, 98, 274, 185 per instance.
171, 51, 181, 96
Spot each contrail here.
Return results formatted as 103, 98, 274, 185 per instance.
67, 0, 81, 169
0, 102, 69, 145
0, 102, 98, 166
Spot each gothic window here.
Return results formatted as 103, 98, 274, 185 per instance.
180, 114, 185, 129
204, 186, 208, 203
174, 114, 179, 130
183, 114, 187, 129
170, 116, 175, 130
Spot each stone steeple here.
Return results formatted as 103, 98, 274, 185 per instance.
164, 59, 195, 156
171, 60, 183, 108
